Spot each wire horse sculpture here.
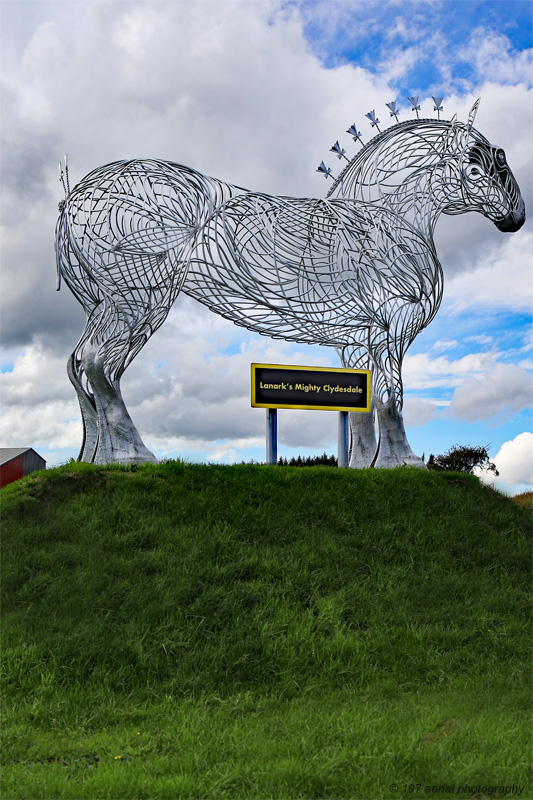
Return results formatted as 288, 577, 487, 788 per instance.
56, 99, 525, 466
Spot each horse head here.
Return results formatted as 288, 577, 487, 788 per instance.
439, 100, 526, 232
327, 100, 525, 239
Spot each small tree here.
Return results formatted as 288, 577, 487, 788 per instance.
427, 444, 499, 476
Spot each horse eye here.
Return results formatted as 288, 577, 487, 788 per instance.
495, 149, 506, 166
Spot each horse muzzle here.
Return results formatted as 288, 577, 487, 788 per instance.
495, 197, 526, 232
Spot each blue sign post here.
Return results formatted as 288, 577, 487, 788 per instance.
266, 408, 278, 466
338, 411, 349, 468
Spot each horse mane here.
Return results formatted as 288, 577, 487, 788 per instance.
325, 117, 461, 200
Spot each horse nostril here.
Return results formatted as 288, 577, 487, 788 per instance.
495, 204, 526, 232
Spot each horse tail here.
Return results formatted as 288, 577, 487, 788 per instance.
55, 156, 71, 291
55, 201, 68, 292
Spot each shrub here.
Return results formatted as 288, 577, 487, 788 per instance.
427, 444, 499, 475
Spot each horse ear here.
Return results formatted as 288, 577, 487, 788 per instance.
467, 98, 481, 130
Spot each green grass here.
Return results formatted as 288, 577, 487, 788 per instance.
2, 461, 532, 799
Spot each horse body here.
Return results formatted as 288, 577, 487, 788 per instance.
56, 103, 525, 466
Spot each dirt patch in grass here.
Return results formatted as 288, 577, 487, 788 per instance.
422, 717, 464, 746
512, 491, 533, 510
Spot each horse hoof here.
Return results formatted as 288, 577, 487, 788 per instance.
373, 454, 427, 470
93, 445, 158, 466
349, 456, 376, 469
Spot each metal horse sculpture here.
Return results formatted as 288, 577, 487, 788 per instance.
56, 100, 525, 466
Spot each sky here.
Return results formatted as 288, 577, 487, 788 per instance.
1, 0, 532, 494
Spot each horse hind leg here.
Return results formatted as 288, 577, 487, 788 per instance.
66, 317, 101, 462
373, 390, 426, 469
80, 303, 158, 465
81, 338, 157, 465
67, 348, 98, 463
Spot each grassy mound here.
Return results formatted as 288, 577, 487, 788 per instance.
2, 462, 531, 799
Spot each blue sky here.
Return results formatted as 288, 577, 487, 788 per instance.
1, 0, 531, 492
298, 0, 532, 73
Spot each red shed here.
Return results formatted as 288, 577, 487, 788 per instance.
0, 448, 46, 489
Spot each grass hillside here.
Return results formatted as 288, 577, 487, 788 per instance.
2, 461, 531, 799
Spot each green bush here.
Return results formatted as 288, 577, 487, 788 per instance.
427, 444, 499, 475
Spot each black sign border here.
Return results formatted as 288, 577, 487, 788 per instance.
251, 363, 371, 412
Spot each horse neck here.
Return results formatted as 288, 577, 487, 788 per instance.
379, 167, 441, 242
327, 121, 454, 243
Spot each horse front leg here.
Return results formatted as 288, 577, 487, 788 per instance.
348, 405, 377, 468
373, 391, 426, 469
337, 346, 377, 468
81, 341, 157, 465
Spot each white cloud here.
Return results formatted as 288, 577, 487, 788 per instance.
403, 350, 501, 390
477, 432, 533, 487
206, 445, 239, 464
402, 397, 439, 427
377, 43, 425, 83
0, 344, 82, 450
444, 232, 533, 314
460, 28, 533, 86
0, 344, 72, 405
432, 339, 458, 352
465, 335, 493, 346
449, 363, 533, 422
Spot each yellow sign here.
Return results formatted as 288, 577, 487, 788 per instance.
251, 363, 371, 412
